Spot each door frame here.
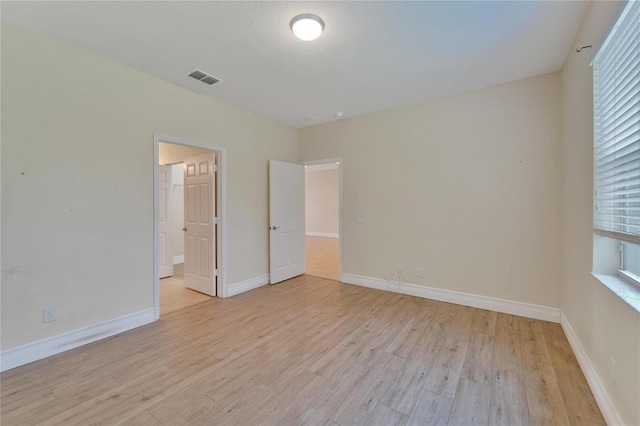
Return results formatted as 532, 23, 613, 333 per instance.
153, 133, 227, 320
158, 164, 174, 279
299, 157, 343, 282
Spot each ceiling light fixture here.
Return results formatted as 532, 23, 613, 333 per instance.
290, 14, 325, 41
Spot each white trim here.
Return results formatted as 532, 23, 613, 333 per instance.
154, 134, 228, 312
560, 312, 624, 426
340, 273, 560, 322
592, 272, 640, 313
306, 232, 339, 238
0, 309, 155, 372
173, 255, 184, 264
226, 274, 269, 297
305, 162, 339, 171
154, 140, 160, 320
300, 157, 342, 167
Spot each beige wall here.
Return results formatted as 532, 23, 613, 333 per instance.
1, 23, 297, 350
560, 1, 640, 424
305, 168, 339, 236
299, 72, 562, 308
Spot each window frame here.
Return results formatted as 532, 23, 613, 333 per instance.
592, 0, 640, 290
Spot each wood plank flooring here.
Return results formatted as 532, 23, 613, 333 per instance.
0, 275, 604, 425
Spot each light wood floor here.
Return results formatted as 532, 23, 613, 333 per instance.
306, 236, 339, 281
1, 275, 603, 425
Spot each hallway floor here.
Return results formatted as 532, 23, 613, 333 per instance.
160, 263, 211, 315
305, 236, 339, 281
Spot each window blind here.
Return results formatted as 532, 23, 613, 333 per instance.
593, 0, 640, 245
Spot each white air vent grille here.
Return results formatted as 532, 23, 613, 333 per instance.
187, 69, 221, 86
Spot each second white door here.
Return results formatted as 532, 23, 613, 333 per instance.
184, 153, 216, 296
269, 160, 305, 284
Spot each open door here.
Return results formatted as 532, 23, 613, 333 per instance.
269, 160, 305, 284
184, 153, 216, 296
158, 165, 173, 278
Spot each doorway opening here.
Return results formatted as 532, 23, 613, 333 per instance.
154, 134, 226, 320
302, 160, 341, 281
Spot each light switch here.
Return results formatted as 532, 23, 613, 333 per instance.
356, 216, 365, 224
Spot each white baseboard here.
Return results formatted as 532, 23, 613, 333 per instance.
0, 308, 155, 372
560, 312, 623, 426
306, 232, 339, 238
340, 273, 560, 323
173, 255, 184, 264
226, 274, 269, 298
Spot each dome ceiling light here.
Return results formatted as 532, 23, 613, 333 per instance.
290, 14, 325, 41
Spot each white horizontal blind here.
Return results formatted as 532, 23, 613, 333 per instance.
593, 0, 640, 245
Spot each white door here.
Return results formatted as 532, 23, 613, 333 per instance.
269, 160, 305, 284
184, 153, 216, 296
159, 165, 173, 279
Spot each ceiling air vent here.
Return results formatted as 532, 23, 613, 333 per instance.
187, 69, 221, 86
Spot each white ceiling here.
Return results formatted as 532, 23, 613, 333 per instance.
2, 1, 588, 128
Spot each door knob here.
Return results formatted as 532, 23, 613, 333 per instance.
182, 227, 187, 231
270, 225, 281, 231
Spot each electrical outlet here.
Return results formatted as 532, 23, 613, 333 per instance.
397, 265, 404, 275
416, 267, 425, 278
610, 357, 616, 383
43, 307, 56, 323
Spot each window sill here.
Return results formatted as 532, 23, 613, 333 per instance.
591, 273, 640, 313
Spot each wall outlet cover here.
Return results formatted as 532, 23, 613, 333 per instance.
43, 307, 56, 323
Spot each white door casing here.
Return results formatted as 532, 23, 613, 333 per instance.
184, 153, 216, 296
158, 165, 173, 279
269, 160, 305, 284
